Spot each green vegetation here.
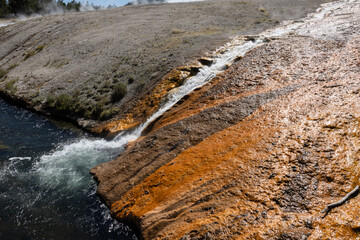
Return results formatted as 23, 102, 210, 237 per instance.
24, 50, 36, 60
0, 141, 9, 149
45, 93, 119, 121
36, 45, 45, 52
0, 0, 82, 17
57, 0, 80, 12
45, 94, 84, 115
0, 0, 8, 17
111, 82, 127, 102
24, 46, 45, 60
0, 68, 8, 79
99, 108, 118, 121
5, 79, 16, 92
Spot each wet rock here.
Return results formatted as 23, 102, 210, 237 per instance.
198, 58, 213, 67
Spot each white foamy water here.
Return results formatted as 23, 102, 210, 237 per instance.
32, 0, 356, 188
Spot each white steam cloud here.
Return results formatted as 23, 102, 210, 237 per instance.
0, 2, 107, 29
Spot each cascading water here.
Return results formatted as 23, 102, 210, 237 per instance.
0, 1, 351, 239
0, 99, 137, 239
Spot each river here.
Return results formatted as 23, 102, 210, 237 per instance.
0, 99, 136, 239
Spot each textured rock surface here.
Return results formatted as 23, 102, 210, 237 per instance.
0, 0, 332, 133
91, 1, 360, 239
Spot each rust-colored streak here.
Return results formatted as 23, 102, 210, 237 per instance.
111, 106, 277, 238
94, 65, 201, 135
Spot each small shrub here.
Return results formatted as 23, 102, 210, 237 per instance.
111, 82, 127, 102
99, 108, 118, 121
53, 94, 73, 112
46, 94, 83, 114
46, 95, 56, 107
45, 92, 90, 117
91, 101, 106, 118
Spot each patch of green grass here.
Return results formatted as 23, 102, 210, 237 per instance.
24, 50, 36, 60
111, 82, 127, 102
36, 45, 45, 52
45, 92, 118, 121
0, 68, 8, 79
54, 94, 74, 112
0, 142, 9, 150
5, 79, 16, 92
45, 94, 86, 116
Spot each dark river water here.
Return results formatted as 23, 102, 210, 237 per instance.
0, 99, 136, 240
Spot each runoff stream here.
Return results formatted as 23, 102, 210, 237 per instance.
0, 37, 258, 239
0, 1, 343, 238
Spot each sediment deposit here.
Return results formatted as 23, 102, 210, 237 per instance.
91, 1, 360, 239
